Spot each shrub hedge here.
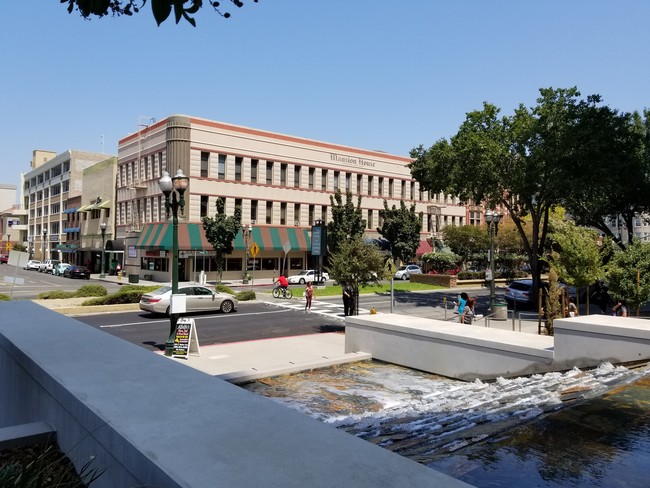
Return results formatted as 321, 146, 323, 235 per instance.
235, 290, 256, 301
0, 293, 10, 301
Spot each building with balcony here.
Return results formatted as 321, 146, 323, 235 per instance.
116, 115, 468, 283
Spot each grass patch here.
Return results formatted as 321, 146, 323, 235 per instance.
289, 281, 444, 298
0, 294, 11, 301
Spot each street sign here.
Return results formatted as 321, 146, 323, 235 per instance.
250, 242, 260, 258
385, 259, 397, 274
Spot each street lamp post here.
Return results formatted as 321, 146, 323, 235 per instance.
242, 223, 253, 284
159, 169, 190, 356
99, 222, 107, 278
42, 228, 47, 261
485, 209, 501, 312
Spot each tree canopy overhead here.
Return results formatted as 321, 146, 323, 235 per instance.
61, 0, 258, 26
409, 86, 635, 305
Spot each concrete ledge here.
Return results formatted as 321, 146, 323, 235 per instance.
345, 314, 554, 381
0, 301, 472, 488
344, 313, 650, 382
553, 315, 650, 368
0, 421, 55, 450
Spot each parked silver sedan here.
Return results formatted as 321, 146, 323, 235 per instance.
139, 284, 238, 316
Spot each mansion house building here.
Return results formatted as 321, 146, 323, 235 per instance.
117, 115, 468, 282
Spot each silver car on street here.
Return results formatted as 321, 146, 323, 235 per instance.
139, 284, 238, 316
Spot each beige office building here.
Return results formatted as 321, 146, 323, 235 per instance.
116, 115, 466, 282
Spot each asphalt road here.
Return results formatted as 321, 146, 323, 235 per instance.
0, 265, 125, 299
77, 301, 345, 352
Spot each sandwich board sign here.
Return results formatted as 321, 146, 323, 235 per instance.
172, 318, 200, 358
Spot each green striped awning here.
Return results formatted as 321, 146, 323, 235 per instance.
233, 226, 311, 252
136, 223, 311, 252
135, 223, 212, 251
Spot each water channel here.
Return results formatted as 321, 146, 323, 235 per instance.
243, 360, 650, 487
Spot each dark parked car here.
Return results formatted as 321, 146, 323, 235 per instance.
63, 264, 91, 279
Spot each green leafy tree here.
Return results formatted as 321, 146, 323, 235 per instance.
563, 109, 650, 250
327, 237, 386, 298
202, 197, 242, 283
544, 266, 564, 336
606, 241, 650, 314
377, 200, 422, 266
409, 87, 617, 307
61, 0, 257, 26
546, 219, 604, 305
441, 225, 489, 270
421, 251, 459, 273
326, 190, 366, 257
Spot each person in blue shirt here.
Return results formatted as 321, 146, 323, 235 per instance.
457, 292, 469, 316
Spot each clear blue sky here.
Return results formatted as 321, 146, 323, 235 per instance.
1, 1, 648, 194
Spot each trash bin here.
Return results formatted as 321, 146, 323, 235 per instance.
128, 274, 139, 284
492, 301, 508, 321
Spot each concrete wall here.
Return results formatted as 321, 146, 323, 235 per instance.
0, 301, 471, 488
345, 314, 650, 381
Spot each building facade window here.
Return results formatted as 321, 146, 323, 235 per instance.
280, 163, 288, 186
200, 152, 209, 177
251, 200, 258, 223
251, 159, 258, 183
346, 173, 351, 192
280, 202, 287, 225
294, 203, 301, 226
357, 174, 363, 195
266, 161, 274, 185
368, 176, 374, 196
334, 171, 340, 191
200, 195, 209, 217
266, 201, 273, 224
308, 168, 314, 189
321, 169, 328, 190
294, 165, 301, 188
235, 157, 242, 181
218, 154, 226, 179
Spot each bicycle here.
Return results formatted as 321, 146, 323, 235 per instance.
272, 285, 293, 299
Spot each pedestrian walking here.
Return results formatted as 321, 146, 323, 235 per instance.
460, 297, 476, 324
304, 281, 314, 311
612, 299, 628, 317
342, 284, 353, 316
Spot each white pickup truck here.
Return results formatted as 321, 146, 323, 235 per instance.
38, 259, 61, 273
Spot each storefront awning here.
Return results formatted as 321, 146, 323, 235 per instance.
416, 240, 433, 256
135, 223, 211, 251
136, 223, 311, 252
233, 226, 311, 252
106, 240, 124, 251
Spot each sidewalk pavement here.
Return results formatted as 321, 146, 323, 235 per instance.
160, 333, 371, 384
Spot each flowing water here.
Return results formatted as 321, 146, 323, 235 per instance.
243, 361, 650, 488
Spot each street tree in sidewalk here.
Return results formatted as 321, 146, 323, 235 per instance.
606, 241, 650, 315
326, 190, 366, 257
202, 197, 242, 283
377, 200, 423, 266
546, 219, 605, 308
326, 237, 386, 303
409, 87, 620, 308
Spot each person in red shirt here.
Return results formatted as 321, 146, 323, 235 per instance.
275, 275, 289, 297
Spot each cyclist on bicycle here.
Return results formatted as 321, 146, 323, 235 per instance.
275, 275, 289, 297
